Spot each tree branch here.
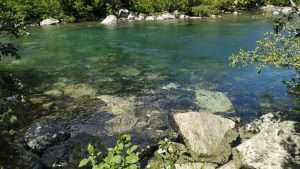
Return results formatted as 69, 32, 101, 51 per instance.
290, 0, 300, 13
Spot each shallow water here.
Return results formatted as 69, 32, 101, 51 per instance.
1, 14, 298, 121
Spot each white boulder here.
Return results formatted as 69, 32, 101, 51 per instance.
101, 15, 117, 25
281, 7, 293, 15
40, 18, 60, 26
127, 13, 136, 20
160, 12, 176, 20
145, 16, 156, 21
235, 113, 300, 169
136, 13, 145, 21
179, 14, 190, 20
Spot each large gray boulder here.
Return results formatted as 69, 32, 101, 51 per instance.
24, 119, 70, 153
101, 15, 117, 25
235, 113, 300, 169
172, 112, 237, 163
40, 18, 60, 26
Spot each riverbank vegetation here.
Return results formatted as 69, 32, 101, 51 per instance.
2, 0, 300, 23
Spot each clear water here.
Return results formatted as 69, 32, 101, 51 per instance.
1, 15, 297, 121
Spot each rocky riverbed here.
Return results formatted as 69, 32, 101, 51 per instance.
13, 81, 300, 169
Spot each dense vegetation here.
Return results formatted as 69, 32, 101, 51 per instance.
1, 0, 299, 23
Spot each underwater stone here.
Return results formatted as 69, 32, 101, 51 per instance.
195, 89, 234, 114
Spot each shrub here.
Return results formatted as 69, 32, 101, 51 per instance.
79, 134, 140, 169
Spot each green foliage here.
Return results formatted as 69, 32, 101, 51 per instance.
151, 139, 180, 169
0, 0, 26, 60
79, 134, 140, 169
230, 32, 300, 71
132, 0, 189, 14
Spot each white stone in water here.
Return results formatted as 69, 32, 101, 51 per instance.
273, 11, 280, 16
40, 18, 60, 26
233, 11, 239, 15
127, 13, 136, 20
145, 16, 155, 21
179, 14, 190, 20
101, 15, 117, 25
210, 14, 217, 18
136, 14, 145, 21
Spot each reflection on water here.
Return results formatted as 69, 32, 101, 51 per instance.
0, 15, 298, 121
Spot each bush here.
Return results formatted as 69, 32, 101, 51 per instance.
79, 134, 140, 169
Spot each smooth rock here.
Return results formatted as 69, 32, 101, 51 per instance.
40, 18, 59, 26
281, 7, 293, 15
145, 16, 156, 21
195, 89, 234, 114
260, 5, 277, 12
101, 15, 117, 25
172, 112, 237, 163
127, 13, 136, 20
210, 14, 217, 18
233, 11, 239, 15
218, 160, 240, 169
96, 95, 136, 115
159, 12, 176, 20
273, 11, 280, 16
44, 89, 63, 97
179, 14, 190, 20
25, 119, 70, 153
235, 115, 300, 169
136, 13, 145, 21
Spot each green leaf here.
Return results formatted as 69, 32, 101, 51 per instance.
88, 144, 96, 155
79, 158, 89, 168
125, 154, 139, 164
111, 155, 122, 164
127, 145, 138, 154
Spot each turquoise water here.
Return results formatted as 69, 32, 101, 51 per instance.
1, 15, 297, 121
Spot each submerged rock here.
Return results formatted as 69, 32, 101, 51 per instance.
52, 82, 97, 98
40, 18, 59, 26
172, 112, 237, 164
118, 67, 141, 77
25, 119, 70, 153
195, 89, 234, 114
101, 15, 117, 25
235, 113, 300, 169
96, 95, 136, 115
